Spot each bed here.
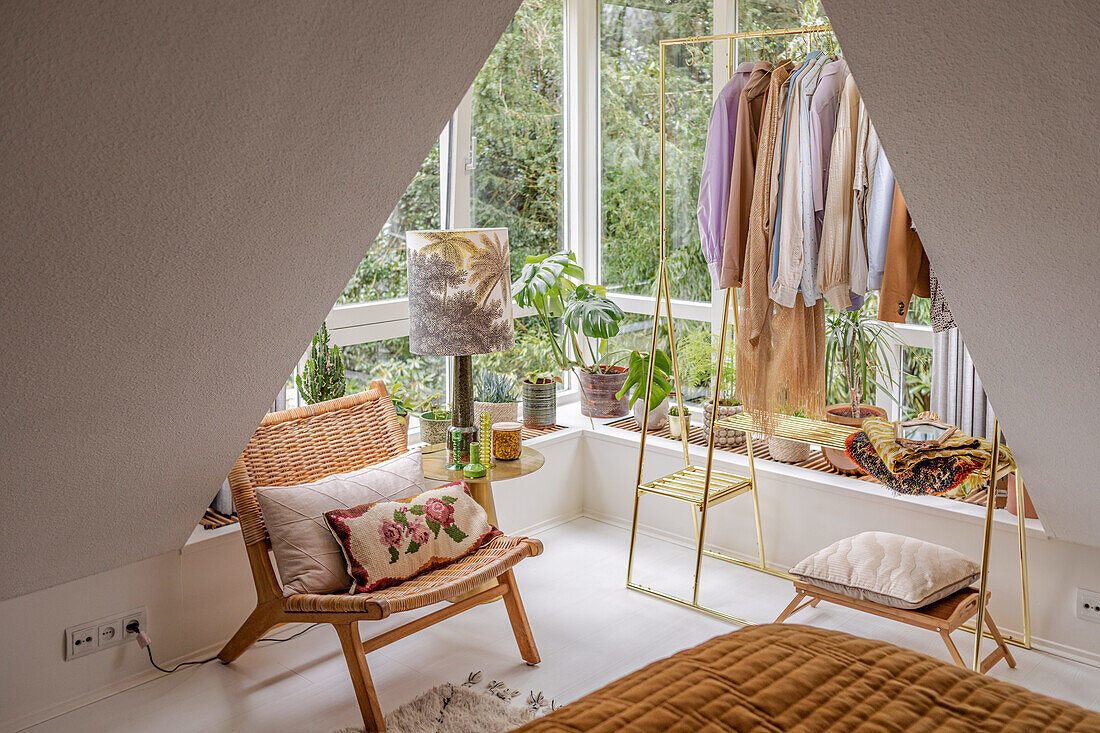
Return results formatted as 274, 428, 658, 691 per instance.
515, 624, 1100, 732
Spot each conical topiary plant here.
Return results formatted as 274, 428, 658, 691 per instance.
296, 321, 346, 404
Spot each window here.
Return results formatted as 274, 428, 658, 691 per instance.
600, 1, 713, 302
339, 143, 441, 304
472, 0, 565, 276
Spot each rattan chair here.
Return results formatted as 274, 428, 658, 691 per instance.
218, 380, 542, 732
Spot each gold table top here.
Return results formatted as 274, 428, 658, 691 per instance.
421, 444, 545, 484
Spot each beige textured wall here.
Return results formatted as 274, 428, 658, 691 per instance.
0, 0, 521, 600
822, 0, 1099, 546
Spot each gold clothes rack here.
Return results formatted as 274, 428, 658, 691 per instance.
624, 25, 1032, 672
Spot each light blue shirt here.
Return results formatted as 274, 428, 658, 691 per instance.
797, 54, 829, 305
865, 147, 895, 291
769, 52, 821, 292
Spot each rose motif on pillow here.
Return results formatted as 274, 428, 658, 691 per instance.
379, 519, 404, 548
423, 497, 456, 527
406, 518, 432, 549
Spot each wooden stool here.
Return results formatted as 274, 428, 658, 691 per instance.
776, 580, 1016, 674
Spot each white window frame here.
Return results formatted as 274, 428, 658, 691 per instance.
297, 0, 934, 422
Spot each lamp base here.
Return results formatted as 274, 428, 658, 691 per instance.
451, 355, 475, 462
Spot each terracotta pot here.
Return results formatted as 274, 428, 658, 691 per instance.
632, 398, 668, 432
576, 366, 629, 418
419, 411, 452, 445
474, 401, 519, 426
768, 436, 812, 463
1006, 473, 1038, 519
522, 380, 557, 428
668, 412, 691, 439
822, 403, 887, 474
702, 400, 746, 447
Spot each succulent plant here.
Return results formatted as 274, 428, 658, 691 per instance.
474, 371, 520, 403
296, 321, 346, 405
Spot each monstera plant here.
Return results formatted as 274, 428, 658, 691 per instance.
512, 252, 630, 417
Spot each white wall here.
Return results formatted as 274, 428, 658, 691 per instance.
0, 432, 582, 733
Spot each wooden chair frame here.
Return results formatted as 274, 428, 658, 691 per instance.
776, 580, 1016, 674
218, 381, 542, 732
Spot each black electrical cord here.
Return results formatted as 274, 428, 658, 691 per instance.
136, 622, 321, 674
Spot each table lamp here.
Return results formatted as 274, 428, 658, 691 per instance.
406, 228, 514, 460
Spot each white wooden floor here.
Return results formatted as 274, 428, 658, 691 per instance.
24, 518, 1100, 732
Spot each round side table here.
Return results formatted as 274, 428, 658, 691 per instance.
421, 444, 544, 602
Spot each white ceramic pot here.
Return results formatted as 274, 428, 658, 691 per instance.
632, 398, 668, 432
668, 413, 691, 439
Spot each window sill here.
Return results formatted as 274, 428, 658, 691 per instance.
556, 401, 1046, 539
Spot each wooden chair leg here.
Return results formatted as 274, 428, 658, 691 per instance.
939, 630, 967, 668
499, 569, 540, 665
775, 592, 816, 623
983, 609, 1017, 669
335, 622, 386, 733
218, 602, 282, 664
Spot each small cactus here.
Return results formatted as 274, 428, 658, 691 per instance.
296, 321, 346, 404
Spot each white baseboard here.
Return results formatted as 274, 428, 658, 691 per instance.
5, 639, 230, 733
580, 509, 1100, 671
515, 509, 584, 538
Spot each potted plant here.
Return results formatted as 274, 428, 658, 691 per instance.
417, 394, 450, 445
296, 321, 347, 404
767, 408, 812, 463
616, 349, 672, 432
521, 371, 560, 428
668, 405, 691, 439
697, 335, 746, 448
512, 252, 629, 418
473, 371, 520, 425
823, 308, 896, 473
389, 382, 419, 442
564, 284, 629, 417
676, 329, 714, 403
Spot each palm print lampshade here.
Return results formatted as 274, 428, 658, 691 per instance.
406, 228, 515, 356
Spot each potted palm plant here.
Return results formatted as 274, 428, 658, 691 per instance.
616, 349, 672, 432
513, 252, 629, 418
473, 371, 520, 425
823, 308, 896, 474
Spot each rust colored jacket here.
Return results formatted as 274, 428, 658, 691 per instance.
878, 183, 930, 322
718, 61, 772, 290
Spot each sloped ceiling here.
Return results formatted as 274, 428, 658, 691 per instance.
0, 0, 521, 600
822, 1, 1099, 546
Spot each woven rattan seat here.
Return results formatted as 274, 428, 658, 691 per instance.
284, 535, 542, 615
218, 381, 542, 732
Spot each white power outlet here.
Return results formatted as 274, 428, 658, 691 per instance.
65, 607, 147, 660
1077, 589, 1100, 624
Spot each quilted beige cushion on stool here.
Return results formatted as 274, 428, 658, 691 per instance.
790, 531, 981, 609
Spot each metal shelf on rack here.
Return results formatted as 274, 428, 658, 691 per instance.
639, 466, 752, 507
717, 412, 856, 450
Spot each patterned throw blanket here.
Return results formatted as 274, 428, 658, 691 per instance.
846, 418, 1015, 497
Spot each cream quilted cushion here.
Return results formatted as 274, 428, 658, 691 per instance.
789, 531, 980, 609
254, 449, 424, 596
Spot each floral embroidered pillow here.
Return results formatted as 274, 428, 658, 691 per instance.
324, 482, 500, 594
